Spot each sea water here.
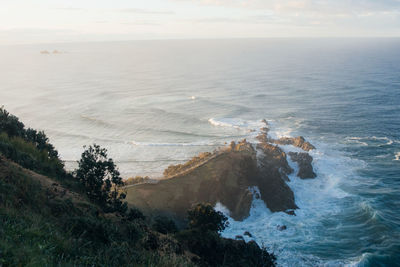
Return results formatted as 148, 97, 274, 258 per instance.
0, 39, 399, 266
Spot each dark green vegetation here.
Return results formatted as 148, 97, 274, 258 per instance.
0, 108, 276, 266
76, 144, 127, 213
187, 203, 229, 232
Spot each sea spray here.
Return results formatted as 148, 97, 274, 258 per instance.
214, 119, 369, 266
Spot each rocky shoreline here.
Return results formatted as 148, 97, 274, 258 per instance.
125, 120, 317, 224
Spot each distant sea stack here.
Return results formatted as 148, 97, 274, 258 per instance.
125, 120, 317, 224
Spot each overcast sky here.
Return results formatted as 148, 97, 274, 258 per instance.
1, 0, 400, 44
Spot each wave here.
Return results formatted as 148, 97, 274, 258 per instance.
208, 117, 268, 133
346, 136, 397, 146
80, 114, 114, 127
130, 140, 222, 147
50, 130, 128, 144
156, 129, 222, 138
215, 122, 372, 266
208, 118, 248, 129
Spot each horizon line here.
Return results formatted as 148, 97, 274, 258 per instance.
2, 36, 400, 47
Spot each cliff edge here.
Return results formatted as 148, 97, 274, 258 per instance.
125, 123, 317, 223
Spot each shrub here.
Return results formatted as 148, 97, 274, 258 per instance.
0, 107, 25, 138
163, 152, 213, 177
125, 207, 146, 221
0, 108, 68, 182
0, 133, 66, 179
0, 107, 60, 161
75, 144, 127, 213
187, 203, 229, 233
153, 216, 178, 234
124, 176, 151, 185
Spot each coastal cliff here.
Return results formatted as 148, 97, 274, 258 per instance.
0, 108, 277, 266
125, 120, 317, 223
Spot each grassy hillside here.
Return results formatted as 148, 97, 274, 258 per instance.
0, 108, 276, 266
0, 156, 193, 266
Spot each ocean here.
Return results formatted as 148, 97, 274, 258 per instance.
0, 38, 399, 266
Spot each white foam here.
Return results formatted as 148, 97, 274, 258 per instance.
207, 117, 269, 143
345, 137, 369, 146
371, 136, 394, 145
216, 124, 367, 266
346, 136, 396, 146
130, 140, 220, 147
395, 152, 400, 161
208, 117, 262, 130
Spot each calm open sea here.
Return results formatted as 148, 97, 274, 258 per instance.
1, 39, 399, 266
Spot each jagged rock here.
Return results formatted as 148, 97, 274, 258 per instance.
285, 210, 296, 216
244, 231, 253, 237
256, 132, 269, 143
288, 152, 317, 179
277, 225, 287, 231
255, 142, 298, 212
256, 142, 293, 180
272, 136, 315, 151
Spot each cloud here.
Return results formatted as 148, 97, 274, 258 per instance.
118, 8, 175, 15
175, 0, 400, 15
189, 15, 284, 25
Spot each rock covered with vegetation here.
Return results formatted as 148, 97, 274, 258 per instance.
125, 140, 259, 222
126, 121, 317, 220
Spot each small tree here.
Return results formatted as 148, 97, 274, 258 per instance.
187, 203, 229, 233
0, 107, 25, 138
75, 144, 127, 213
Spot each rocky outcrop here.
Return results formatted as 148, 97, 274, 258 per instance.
126, 140, 258, 222
125, 139, 298, 222
125, 120, 317, 223
288, 152, 316, 179
257, 142, 293, 181
256, 138, 298, 213
272, 136, 315, 151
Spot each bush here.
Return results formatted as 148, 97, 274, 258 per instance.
0, 108, 68, 182
176, 228, 276, 267
75, 144, 127, 214
0, 107, 25, 138
66, 216, 119, 244
187, 203, 229, 233
0, 133, 66, 179
163, 152, 213, 177
153, 216, 178, 234
124, 176, 151, 185
0, 107, 60, 161
125, 207, 146, 221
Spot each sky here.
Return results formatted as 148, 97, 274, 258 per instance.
1, 0, 400, 44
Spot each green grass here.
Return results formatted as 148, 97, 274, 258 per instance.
0, 133, 82, 192
0, 132, 63, 177
0, 158, 193, 267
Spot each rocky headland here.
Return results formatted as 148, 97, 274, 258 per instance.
125, 120, 317, 224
